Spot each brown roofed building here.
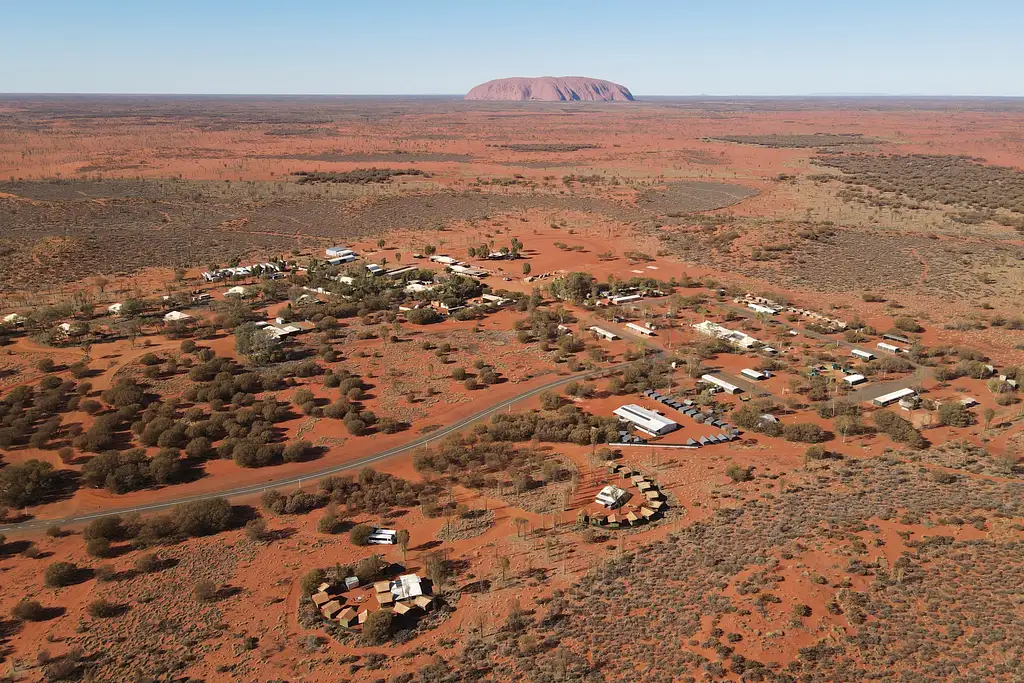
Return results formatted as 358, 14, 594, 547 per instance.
393, 601, 413, 616
311, 591, 331, 608
321, 600, 343, 619
377, 591, 394, 607
373, 581, 391, 593
337, 607, 358, 627
413, 595, 433, 611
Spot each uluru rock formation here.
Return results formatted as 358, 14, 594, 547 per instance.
465, 76, 634, 102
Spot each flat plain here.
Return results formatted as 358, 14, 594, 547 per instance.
1, 95, 1024, 682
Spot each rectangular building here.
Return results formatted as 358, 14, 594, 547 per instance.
693, 321, 759, 350
589, 326, 620, 341
872, 387, 916, 407
625, 322, 654, 336
613, 404, 679, 435
701, 374, 741, 394
851, 348, 875, 361
740, 368, 767, 381
882, 333, 912, 345
843, 373, 867, 386
611, 294, 642, 305
747, 302, 777, 315
877, 342, 902, 354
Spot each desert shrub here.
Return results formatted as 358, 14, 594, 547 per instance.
406, 308, 441, 325
873, 410, 926, 448
282, 440, 313, 463
0, 459, 60, 507
44, 561, 81, 587
344, 418, 367, 436
349, 523, 374, 546
300, 568, 327, 596
83, 516, 127, 542
171, 498, 233, 537
805, 445, 826, 460
101, 378, 145, 408
81, 449, 152, 493
193, 580, 219, 603
937, 402, 973, 427
783, 423, 828, 443
133, 553, 162, 574
86, 599, 122, 618
355, 554, 388, 584
361, 610, 394, 645
725, 463, 752, 482
11, 599, 47, 621
892, 316, 924, 333
85, 537, 114, 558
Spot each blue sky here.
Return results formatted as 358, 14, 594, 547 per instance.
2, 0, 1022, 95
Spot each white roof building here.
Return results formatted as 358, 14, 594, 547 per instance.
390, 574, 423, 601
626, 322, 655, 336
740, 368, 767, 381
692, 321, 759, 350
596, 485, 630, 509
613, 404, 679, 435
163, 311, 193, 322
747, 302, 777, 315
872, 387, 917, 407
851, 348, 875, 361
611, 294, 642, 305
224, 285, 250, 297
107, 303, 123, 315
589, 326, 620, 341
843, 373, 867, 386
701, 374, 741, 394
2, 313, 26, 326
325, 247, 354, 257
877, 342, 903, 354
366, 264, 384, 276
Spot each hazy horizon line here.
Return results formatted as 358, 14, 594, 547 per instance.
2, 92, 1024, 99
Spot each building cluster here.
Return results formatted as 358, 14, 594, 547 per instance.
428, 255, 490, 279
311, 573, 433, 629
735, 295, 847, 330
202, 261, 285, 283
583, 463, 667, 528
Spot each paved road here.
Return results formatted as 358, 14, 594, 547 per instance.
1, 359, 648, 534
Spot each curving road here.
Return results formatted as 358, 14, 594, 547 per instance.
0, 358, 650, 534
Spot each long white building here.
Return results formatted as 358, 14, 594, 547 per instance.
701, 374, 741, 394
693, 321, 759, 350
613, 404, 679, 435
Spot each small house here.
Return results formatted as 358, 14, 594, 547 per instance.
311, 592, 331, 608
596, 485, 630, 509
321, 600, 343, 620
336, 607, 358, 627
